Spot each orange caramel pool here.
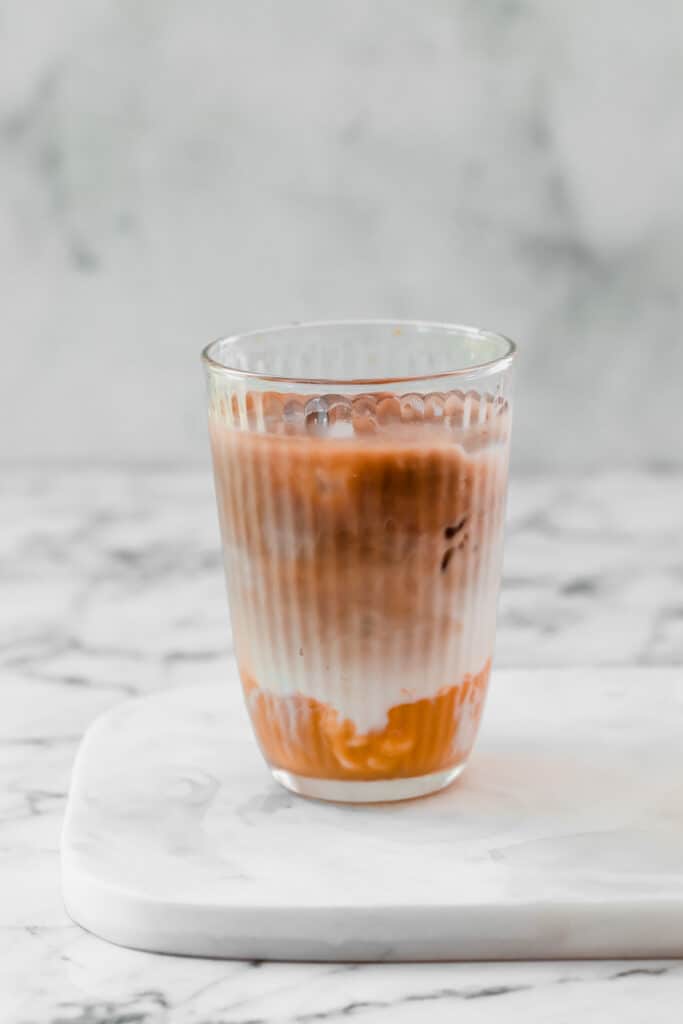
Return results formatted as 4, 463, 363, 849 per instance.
242, 661, 490, 781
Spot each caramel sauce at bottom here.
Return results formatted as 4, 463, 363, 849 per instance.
241, 661, 491, 781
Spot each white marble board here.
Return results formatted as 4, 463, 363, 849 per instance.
62, 666, 683, 961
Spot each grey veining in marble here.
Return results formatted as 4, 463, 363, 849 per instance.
2, 2, 683, 468
3, 466, 683, 1020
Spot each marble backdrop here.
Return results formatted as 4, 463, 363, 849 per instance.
2, 0, 682, 468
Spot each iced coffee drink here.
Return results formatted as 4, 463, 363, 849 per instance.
204, 322, 515, 802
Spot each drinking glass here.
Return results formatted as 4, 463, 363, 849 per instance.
203, 320, 515, 802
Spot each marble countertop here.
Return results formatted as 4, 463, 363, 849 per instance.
3, 465, 683, 1022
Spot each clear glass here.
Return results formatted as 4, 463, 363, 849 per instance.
203, 321, 516, 803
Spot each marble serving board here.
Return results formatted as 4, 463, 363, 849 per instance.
61, 666, 683, 961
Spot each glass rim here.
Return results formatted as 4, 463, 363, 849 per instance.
201, 319, 517, 387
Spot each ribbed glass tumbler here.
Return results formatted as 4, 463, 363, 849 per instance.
203, 321, 515, 802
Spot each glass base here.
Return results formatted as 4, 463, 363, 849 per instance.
271, 764, 466, 804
